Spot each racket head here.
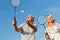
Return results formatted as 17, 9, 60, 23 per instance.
11, 0, 20, 7
38, 15, 46, 25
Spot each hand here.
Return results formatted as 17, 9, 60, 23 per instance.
12, 19, 17, 25
45, 33, 50, 39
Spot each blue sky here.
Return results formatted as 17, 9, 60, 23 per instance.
0, 0, 60, 40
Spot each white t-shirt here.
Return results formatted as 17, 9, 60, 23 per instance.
46, 23, 58, 39
18, 23, 36, 40
54, 23, 60, 40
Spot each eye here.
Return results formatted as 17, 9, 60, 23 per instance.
28, 17, 29, 18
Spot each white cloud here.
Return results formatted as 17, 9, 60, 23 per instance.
20, 10, 25, 13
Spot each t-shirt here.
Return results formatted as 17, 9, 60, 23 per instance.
54, 23, 60, 40
18, 23, 36, 40
46, 23, 58, 39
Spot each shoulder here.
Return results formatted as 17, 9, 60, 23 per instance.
46, 26, 49, 31
18, 23, 25, 28
56, 23, 60, 28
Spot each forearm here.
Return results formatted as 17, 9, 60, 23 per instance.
13, 24, 20, 32
28, 24, 37, 32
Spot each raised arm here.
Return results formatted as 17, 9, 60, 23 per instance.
12, 19, 21, 32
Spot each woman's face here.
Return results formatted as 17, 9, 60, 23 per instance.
46, 15, 54, 23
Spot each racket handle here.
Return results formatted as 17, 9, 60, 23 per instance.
14, 16, 16, 20
13, 16, 17, 25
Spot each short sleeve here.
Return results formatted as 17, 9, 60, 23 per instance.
18, 23, 24, 28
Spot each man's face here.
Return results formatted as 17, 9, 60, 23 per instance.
27, 15, 34, 22
46, 15, 54, 23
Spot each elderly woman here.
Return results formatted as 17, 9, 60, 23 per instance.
45, 14, 60, 40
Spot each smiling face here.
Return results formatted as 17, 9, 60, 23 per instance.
26, 15, 34, 23
46, 15, 55, 24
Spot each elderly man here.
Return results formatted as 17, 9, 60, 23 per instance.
12, 15, 37, 40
